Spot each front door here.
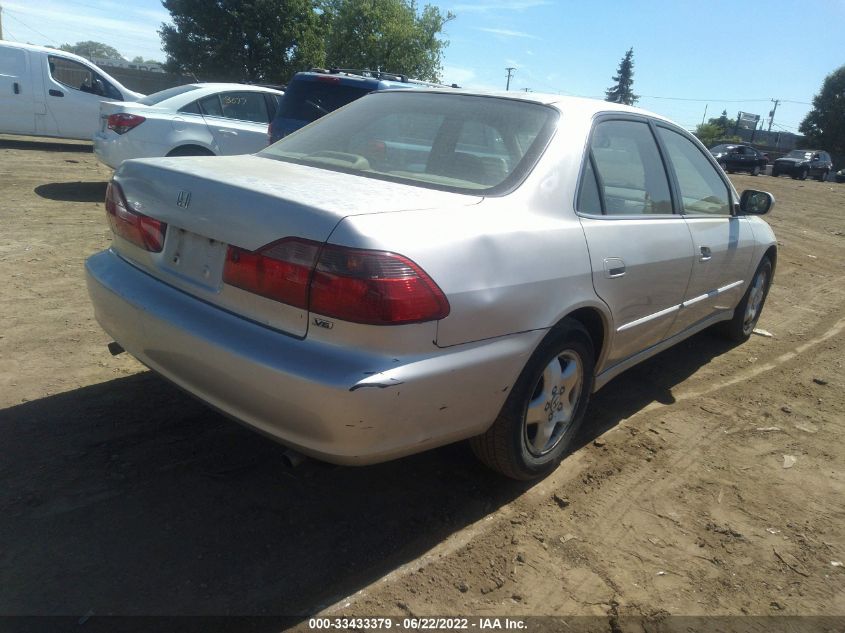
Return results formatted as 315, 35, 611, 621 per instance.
43, 54, 121, 140
655, 125, 756, 335
577, 118, 695, 369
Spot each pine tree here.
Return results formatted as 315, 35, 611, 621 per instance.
605, 47, 639, 106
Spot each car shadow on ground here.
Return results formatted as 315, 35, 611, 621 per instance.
0, 329, 737, 621
572, 328, 738, 450
0, 138, 93, 153
34, 181, 108, 203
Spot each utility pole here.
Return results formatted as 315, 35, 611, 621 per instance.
505, 67, 516, 91
768, 99, 780, 133
700, 104, 708, 126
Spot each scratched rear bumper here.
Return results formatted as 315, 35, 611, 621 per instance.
85, 249, 542, 464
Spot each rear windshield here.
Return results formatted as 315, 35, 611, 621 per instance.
710, 144, 737, 153
260, 92, 558, 195
138, 85, 201, 106
786, 150, 814, 159
275, 80, 373, 123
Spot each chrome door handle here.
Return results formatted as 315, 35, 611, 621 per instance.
699, 246, 712, 261
217, 129, 237, 135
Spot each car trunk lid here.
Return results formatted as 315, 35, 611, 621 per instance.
110, 154, 481, 337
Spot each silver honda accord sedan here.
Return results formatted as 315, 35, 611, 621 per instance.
85, 90, 776, 480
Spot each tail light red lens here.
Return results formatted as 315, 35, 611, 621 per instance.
107, 113, 146, 134
223, 239, 320, 308
105, 181, 167, 252
223, 239, 450, 325
310, 245, 450, 325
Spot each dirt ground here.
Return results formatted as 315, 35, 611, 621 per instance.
1, 135, 843, 627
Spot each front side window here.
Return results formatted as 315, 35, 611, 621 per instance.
260, 92, 557, 194
657, 127, 731, 216
584, 119, 673, 215
48, 56, 120, 99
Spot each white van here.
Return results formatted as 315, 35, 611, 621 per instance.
0, 41, 143, 141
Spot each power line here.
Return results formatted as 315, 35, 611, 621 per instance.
2, 8, 59, 45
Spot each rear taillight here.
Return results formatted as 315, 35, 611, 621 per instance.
223, 239, 320, 308
105, 181, 167, 252
107, 113, 146, 134
223, 239, 450, 325
310, 245, 449, 325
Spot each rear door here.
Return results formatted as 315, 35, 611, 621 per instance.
199, 91, 272, 155
655, 125, 756, 335
0, 46, 35, 134
577, 117, 695, 368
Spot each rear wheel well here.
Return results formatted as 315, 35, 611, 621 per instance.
166, 145, 215, 157
560, 307, 606, 365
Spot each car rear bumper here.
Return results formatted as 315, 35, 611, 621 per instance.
85, 249, 541, 465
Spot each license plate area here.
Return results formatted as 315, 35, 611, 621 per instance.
161, 228, 227, 291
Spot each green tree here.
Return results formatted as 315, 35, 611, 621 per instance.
605, 47, 638, 105
60, 41, 125, 61
323, 0, 454, 82
131, 56, 162, 65
693, 123, 725, 148
159, 0, 326, 83
799, 65, 845, 155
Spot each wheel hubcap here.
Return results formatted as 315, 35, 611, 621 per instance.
743, 269, 768, 335
523, 351, 583, 456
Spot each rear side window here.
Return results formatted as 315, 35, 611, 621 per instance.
199, 94, 223, 117
219, 92, 270, 123
276, 80, 372, 123
657, 127, 731, 216
585, 120, 672, 215
199, 92, 269, 123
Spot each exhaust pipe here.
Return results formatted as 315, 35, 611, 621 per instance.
107, 341, 125, 356
282, 448, 307, 468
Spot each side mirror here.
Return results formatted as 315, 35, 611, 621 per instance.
739, 189, 774, 215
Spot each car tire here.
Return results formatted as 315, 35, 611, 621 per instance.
720, 257, 772, 343
798, 167, 808, 180
771, 169, 779, 178
718, 161, 727, 171
470, 319, 595, 480
751, 165, 761, 176
818, 170, 828, 182
166, 145, 215, 157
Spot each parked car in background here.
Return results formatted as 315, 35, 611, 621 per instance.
86, 91, 776, 480
0, 42, 143, 140
771, 149, 833, 181
267, 68, 453, 143
93, 83, 284, 168
709, 143, 768, 175
835, 168, 845, 183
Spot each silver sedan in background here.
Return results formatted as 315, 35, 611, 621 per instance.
86, 90, 776, 480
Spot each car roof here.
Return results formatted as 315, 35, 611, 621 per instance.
1, 42, 94, 65
185, 83, 284, 95
378, 89, 679, 125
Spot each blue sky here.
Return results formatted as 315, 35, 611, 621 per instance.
2, 0, 843, 132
